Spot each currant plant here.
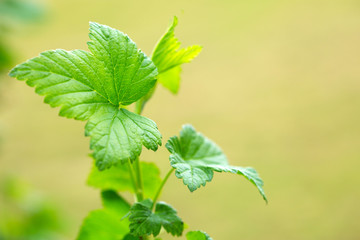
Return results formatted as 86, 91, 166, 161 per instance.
9, 17, 267, 239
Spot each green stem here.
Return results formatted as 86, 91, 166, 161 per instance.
135, 83, 158, 115
134, 84, 158, 240
133, 99, 146, 202
134, 157, 144, 201
127, 159, 142, 202
135, 99, 144, 115
151, 168, 175, 210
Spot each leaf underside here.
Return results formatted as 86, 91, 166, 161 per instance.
152, 16, 202, 94
166, 124, 267, 202
129, 199, 184, 237
9, 22, 162, 169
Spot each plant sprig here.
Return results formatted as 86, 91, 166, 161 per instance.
9, 16, 267, 240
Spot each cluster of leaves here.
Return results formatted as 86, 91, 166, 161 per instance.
9, 17, 267, 239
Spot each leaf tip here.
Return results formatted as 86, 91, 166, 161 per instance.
172, 16, 178, 25
194, 45, 203, 53
181, 124, 195, 132
8, 67, 17, 78
89, 21, 98, 28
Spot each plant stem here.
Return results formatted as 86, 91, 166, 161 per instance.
151, 168, 175, 210
134, 157, 144, 201
134, 85, 158, 240
133, 100, 146, 202
135, 83, 158, 115
127, 159, 142, 202
135, 99, 144, 115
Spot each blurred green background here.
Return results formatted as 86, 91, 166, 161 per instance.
1, 0, 360, 239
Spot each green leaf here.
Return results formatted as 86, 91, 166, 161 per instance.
129, 199, 184, 237
88, 161, 162, 198
77, 210, 127, 240
123, 235, 159, 240
100, 190, 130, 216
166, 125, 267, 202
85, 107, 162, 169
152, 16, 202, 94
123, 234, 140, 240
88, 22, 158, 106
186, 231, 212, 240
157, 66, 181, 94
9, 22, 161, 169
77, 190, 130, 240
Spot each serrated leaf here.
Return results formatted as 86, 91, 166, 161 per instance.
88, 22, 158, 106
85, 106, 162, 169
186, 231, 212, 240
129, 199, 184, 237
152, 16, 202, 94
9, 22, 161, 169
88, 161, 162, 198
77, 190, 130, 240
166, 125, 267, 202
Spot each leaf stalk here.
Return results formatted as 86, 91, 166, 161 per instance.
133, 157, 144, 202
127, 159, 142, 202
151, 168, 175, 210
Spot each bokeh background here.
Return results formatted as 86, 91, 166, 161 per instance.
1, 0, 360, 239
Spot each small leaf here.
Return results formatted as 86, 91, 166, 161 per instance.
85, 107, 162, 169
157, 66, 181, 94
186, 231, 212, 240
88, 161, 162, 198
129, 199, 184, 237
166, 125, 267, 202
152, 16, 202, 94
77, 190, 130, 240
9, 22, 161, 168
